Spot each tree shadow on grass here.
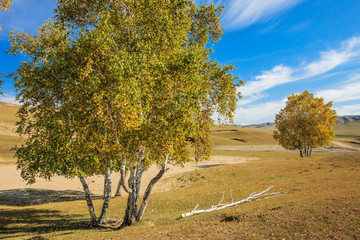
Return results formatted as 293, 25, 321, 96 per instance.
0, 189, 102, 207
197, 164, 224, 169
0, 208, 89, 239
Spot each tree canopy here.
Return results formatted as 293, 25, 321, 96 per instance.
273, 90, 337, 157
10, 0, 241, 227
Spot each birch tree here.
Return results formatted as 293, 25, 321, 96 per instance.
274, 90, 337, 157
10, 18, 134, 226
11, 0, 241, 228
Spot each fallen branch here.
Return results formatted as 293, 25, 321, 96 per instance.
181, 186, 286, 218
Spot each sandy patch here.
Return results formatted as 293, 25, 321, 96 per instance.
332, 140, 360, 151
148, 155, 258, 193
214, 145, 290, 152
214, 143, 360, 153
0, 124, 17, 136
0, 155, 257, 205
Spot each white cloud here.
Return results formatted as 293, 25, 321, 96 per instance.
303, 50, 351, 77
342, 36, 360, 51
316, 75, 360, 103
342, 73, 360, 84
334, 104, 360, 116
238, 36, 360, 105
222, 0, 303, 30
0, 93, 18, 104
302, 37, 360, 77
241, 65, 293, 98
234, 99, 286, 124
234, 37, 360, 124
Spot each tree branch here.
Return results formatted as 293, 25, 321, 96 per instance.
181, 186, 287, 218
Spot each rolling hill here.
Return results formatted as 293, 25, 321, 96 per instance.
0, 101, 359, 162
241, 115, 360, 129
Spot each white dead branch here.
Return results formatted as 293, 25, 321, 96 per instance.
181, 186, 286, 218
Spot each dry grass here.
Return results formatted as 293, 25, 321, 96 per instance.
333, 122, 360, 139
332, 122, 360, 149
0, 102, 20, 125
0, 135, 21, 163
1, 153, 359, 239
210, 125, 277, 146
0, 103, 359, 239
0, 102, 21, 163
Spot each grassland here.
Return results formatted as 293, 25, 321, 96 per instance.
0, 102, 359, 239
0, 102, 21, 163
210, 125, 277, 146
0, 135, 21, 163
332, 122, 360, 148
0, 102, 20, 125
0, 153, 359, 239
333, 122, 360, 139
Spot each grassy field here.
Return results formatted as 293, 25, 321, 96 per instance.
0, 102, 21, 163
333, 122, 360, 139
0, 153, 359, 239
332, 122, 360, 148
210, 125, 277, 146
0, 135, 21, 163
0, 102, 359, 239
0, 102, 20, 125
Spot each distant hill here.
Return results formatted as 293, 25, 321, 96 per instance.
242, 122, 275, 129
240, 115, 360, 129
335, 115, 360, 124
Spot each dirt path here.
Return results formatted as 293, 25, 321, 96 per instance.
214, 143, 360, 153
332, 140, 360, 151
0, 155, 258, 205
214, 145, 290, 152
1, 141, 358, 206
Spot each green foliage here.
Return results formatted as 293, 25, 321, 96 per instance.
10, 0, 241, 184
274, 90, 337, 157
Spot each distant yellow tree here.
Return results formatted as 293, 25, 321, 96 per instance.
274, 90, 337, 157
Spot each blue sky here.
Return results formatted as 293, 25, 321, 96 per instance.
1, 0, 360, 124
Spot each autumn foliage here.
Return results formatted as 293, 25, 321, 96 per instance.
274, 90, 337, 157
10, 0, 241, 227
0, 0, 12, 31
0, 0, 11, 11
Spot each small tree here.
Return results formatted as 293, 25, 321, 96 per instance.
274, 90, 337, 157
